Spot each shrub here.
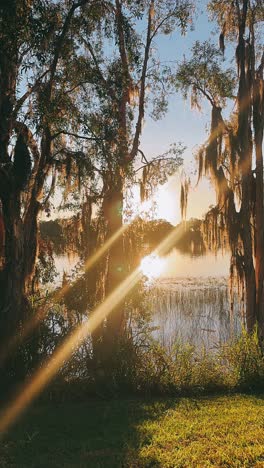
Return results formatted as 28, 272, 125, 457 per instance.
221, 327, 264, 390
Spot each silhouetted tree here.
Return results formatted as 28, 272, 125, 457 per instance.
0, 0, 95, 387
175, 0, 264, 339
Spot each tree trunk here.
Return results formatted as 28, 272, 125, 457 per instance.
105, 187, 125, 335
0, 188, 41, 391
253, 75, 264, 341
99, 171, 126, 370
23, 199, 41, 294
91, 220, 108, 370
0, 195, 28, 390
0, 1, 19, 166
241, 223, 257, 332
237, 24, 257, 333
0, 3, 24, 392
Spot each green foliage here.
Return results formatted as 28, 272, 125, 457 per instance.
136, 330, 264, 395
121, 340, 222, 395
91, 328, 264, 396
175, 40, 236, 108
139, 143, 185, 196
37, 316, 264, 397
208, 0, 264, 42
222, 327, 264, 389
35, 238, 58, 285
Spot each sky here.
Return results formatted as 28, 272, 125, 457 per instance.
139, 1, 220, 225
49, 1, 227, 225
55, 1, 232, 278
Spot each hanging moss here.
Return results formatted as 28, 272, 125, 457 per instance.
196, 146, 205, 185
140, 166, 148, 202
180, 178, 190, 221
219, 32, 225, 55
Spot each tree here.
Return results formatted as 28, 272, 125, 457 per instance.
63, 0, 192, 368
0, 0, 96, 387
0, 0, 192, 386
175, 0, 264, 339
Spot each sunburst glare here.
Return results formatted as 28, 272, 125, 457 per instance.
140, 253, 166, 280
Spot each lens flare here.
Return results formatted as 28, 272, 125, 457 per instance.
0, 196, 185, 435
140, 253, 166, 279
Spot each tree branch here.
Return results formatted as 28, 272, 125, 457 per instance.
53, 148, 104, 176
135, 156, 179, 173
150, 11, 176, 42
13, 69, 50, 118
128, 0, 154, 163
82, 37, 118, 102
51, 130, 103, 142
115, 0, 131, 83
190, 81, 216, 107
47, 0, 88, 100
138, 148, 149, 164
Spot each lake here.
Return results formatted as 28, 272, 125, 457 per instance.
53, 249, 243, 349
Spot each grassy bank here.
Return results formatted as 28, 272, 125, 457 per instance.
1, 394, 263, 467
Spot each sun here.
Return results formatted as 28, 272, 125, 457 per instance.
140, 253, 166, 280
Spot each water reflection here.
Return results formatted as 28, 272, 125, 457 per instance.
149, 276, 243, 350
159, 248, 230, 278
54, 249, 238, 350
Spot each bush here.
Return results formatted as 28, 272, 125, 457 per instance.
36, 304, 264, 399
109, 328, 264, 396
221, 327, 264, 390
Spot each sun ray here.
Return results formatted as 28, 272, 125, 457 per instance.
0, 222, 128, 367
0, 169, 183, 365
0, 222, 185, 434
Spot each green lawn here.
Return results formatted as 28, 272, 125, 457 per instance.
0, 394, 264, 467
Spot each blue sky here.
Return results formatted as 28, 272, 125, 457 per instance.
140, 2, 222, 224
142, 1, 218, 155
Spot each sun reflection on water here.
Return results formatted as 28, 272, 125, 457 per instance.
140, 253, 166, 281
